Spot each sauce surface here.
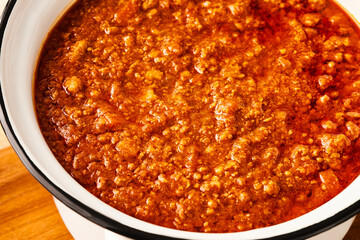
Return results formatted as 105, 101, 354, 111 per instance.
35, 0, 360, 232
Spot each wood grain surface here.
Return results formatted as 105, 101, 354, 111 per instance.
0, 133, 358, 240
347, 216, 360, 240
0, 147, 73, 240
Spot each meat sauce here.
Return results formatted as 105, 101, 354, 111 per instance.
35, 0, 360, 232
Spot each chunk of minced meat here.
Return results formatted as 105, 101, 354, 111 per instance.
318, 74, 333, 90
262, 147, 279, 162
69, 40, 88, 62
114, 0, 140, 26
228, 0, 251, 17
321, 120, 337, 131
142, 0, 158, 11
299, 13, 322, 27
220, 64, 244, 79
214, 99, 239, 115
316, 95, 331, 105
160, 37, 184, 57
323, 36, 349, 51
345, 121, 360, 140
247, 127, 269, 143
289, 145, 318, 175
63, 76, 83, 94
230, 137, 249, 165
214, 98, 239, 126
290, 144, 309, 159
319, 169, 342, 196
346, 112, 360, 118
263, 180, 280, 196
93, 102, 127, 131
145, 69, 164, 82
171, 0, 188, 7
141, 88, 158, 102
261, 147, 279, 169
116, 137, 139, 159
289, 19, 307, 42
308, 0, 327, 11
319, 133, 351, 154
58, 124, 82, 145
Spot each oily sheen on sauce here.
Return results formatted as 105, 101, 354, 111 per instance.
35, 0, 360, 233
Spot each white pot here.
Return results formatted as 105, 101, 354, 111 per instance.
53, 198, 356, 240
0, 0, 359, 239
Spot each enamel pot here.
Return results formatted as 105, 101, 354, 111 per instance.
1, 0, 360, 239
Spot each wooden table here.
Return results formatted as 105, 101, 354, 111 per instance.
0, 139, 73, 239
0, 128, 359, 240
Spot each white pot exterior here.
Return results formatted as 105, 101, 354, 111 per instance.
53, 198, 356, 240
0, 0, 360, 239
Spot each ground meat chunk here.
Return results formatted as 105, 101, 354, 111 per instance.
289, 20, 307, 42
230, 137, 249, 165
289, 145, 319, 175
319, 169, 342, 196
318, 75, 333, 90
345, 121, 360, 140
228, 0, 251, 17
308, 0, 327, 11
116, 137, 140, 159
114, 0, 140, 26
69, 40, 87, 62
59, 124, 82, 145
263, 180, 280, 196
323, 36, 349, 51
63, 76, 83, 94
142, 0, 158, 10
320, 133, 351, 154
93, 102, 127, 131
290, 145, 310, 159
321, 120, 337, 131
214, 98, 239, 126
299, 13, 322, 27
145, 69, 164, 82
220, 64, 244, 79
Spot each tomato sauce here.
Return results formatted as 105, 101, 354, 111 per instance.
35, 0, 360, 232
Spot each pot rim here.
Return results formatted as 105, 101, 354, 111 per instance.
0, 0, 359, 239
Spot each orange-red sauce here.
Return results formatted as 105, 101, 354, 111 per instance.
35, 0, 360, 232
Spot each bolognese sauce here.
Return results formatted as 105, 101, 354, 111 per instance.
35, 0, 360, 232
